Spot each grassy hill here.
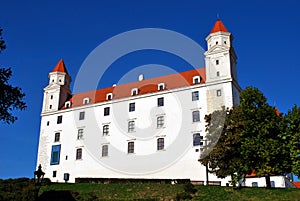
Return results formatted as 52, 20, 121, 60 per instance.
1, 178, 300, 201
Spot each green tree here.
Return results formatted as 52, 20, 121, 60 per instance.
284, 105, 300, 177
0, 28, 26, 124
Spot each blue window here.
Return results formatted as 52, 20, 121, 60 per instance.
50, 145, 61, 165
193, 133, 203, 146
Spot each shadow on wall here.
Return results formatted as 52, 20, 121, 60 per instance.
38, 190, 76, 201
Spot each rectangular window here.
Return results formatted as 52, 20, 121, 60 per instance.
157, 138, 164, 150
50, 145, 61, 165
128, 142, 134, 154
217, 89, 222, 97
157, 116, 164, 128
79, 111, 85, 120
76, 148, 82, 160
252, 182, 258, 187
77, 129, 84, 140
102, 145, 108, 157
54, 132, 60, 142
103, 125, 109, 136
157, 97, 164, 107
57, 115, 62, 124
192, 110, 200, 122
192, 91, 199, 101
193, 133, 203, 146
104, 107, 110, 116
53, 171, 57, 178
128, 121, 135, 132
129, 103, 135, 112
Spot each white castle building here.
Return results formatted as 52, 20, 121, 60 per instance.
36, 20, 241, 185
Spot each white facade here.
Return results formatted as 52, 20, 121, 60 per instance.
36, 20, 241, 185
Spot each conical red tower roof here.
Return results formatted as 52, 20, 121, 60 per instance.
210, 20, 229, 33
52, 59, 69, 74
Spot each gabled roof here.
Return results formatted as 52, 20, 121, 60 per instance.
210, 20, 229, 33
52, 59, 69, 74
62, 68, 206, 109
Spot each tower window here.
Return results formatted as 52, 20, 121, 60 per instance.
216, 41, 218, 45
128, 121, 135, 132
217, 71, 220, 77
157, 116, 164, 128
77, 129, 84, 140
54, 132, 60, 142
128, 142, 134, 154
157, 97, 164, 107
47, 121, 50, 126
104, 107, 110, 116
216, 60, 219, 65
79, 111, 85, 120
50, 145, 61, 165
76, 148, 82, 160
49, 105, 52, 109
102, 145, 108, 157
50, 95, 53, 100
57, 115, 62, 124
224, 41, 227, 44
192, 111, 200, 122
53, 171, 57, 178
129, 102, 135, 112
103, 125, 109, 136
192, 91, 199, 101
157, 138, 164, 150
217, 89, 222, 97
193, 133, 203, 146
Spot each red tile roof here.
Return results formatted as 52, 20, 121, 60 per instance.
52, 59, 69, 74
210, 20, 229, 33
293, 182, 300, 188
63, 68, 206, 109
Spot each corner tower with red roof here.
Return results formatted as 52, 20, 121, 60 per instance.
42, 59, 72, 113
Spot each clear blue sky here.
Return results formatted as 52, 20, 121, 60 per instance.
0, 0, 299, 180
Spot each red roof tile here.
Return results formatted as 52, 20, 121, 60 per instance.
210, 20, 229, 33
293, 182, 300, 188
52, 59, 69, 74
63, 68, 206, 109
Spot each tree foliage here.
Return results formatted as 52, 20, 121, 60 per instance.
0, 27, 26, 124
199, 87, 292, 188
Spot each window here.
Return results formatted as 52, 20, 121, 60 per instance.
77, 129, 84, 140
271, 181, 275, 188
157, 97, 164, 107
65, 101, 71, 108
192, 111, 200, 122
157, 138, 164, 150
192, 91, 199, 101
49, 105, 52, 109
216, 60, 219, 65
50, 145, 61, 165
47, 121, 50, 126
193, 133, 203, 146
102, 145, 108, 157
217, 71, 220, 77
76, 148, 82, 160
158, 83, 165, 91
104, 107, 110, 116
129, 103, 135, 112
57, 115, 62, 124
217, 89, 222, 97
216, 41, 218, 45
128, 121, 135, 132
157, 116, 164, 128
103, 125, 109, 136
128, 142, 134, 154
79, 111, 85, 120
224, 41, 227, 44
106, 93, 113, 100
53, 171, 57, 178
252, 182, 258, 187
193, 76, 201, 84
50, 95, 53, 100
54, 132, 60, 142
131, 88, 138, 96
83, 98, 90, 104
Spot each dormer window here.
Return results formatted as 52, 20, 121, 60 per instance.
106, 93, 113, 100
158, 83, 165, 91
83, 97, 90, 105
131, 88, 138, 96
65, 101, 71, 108
193, 76, 201, 84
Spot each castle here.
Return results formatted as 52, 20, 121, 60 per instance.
36, 20, 241, 185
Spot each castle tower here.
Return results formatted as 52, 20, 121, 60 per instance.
204, 19, 238, 83
42, 60, 72, 113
